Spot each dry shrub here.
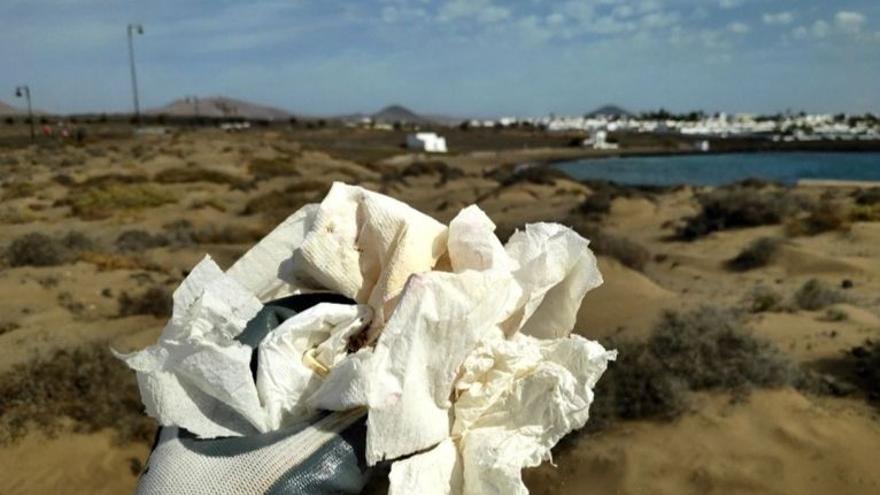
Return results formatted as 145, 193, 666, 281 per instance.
64, 184, 177, 220
794, 278, 846, 310
785, 201, 851, 236
382, 161, 465, 186
853, 187, 880, 206
154, 166, 243, 187
850, 204, 880, 222
4, 231, 95, 267
4, 233, 67, 267
745, 285, 785, 313
194, 224, 267, 244
1, 180, 37, 200
484, 164, 572, 187
0, 321, 21, 336
116, 230, 168, 252
676, 187, 809, 240
586, 306, 800, 433
248, 157, 300, 180
77, 173, 148, 188
849, 340, 880, 403
568, 218, 650, 271
578, 190, 613, 217
0, 343, 155, 445
190, 198, 228, 212
725, 237, 781, 272
78, 251, 159, 272
158, 220, 267, 246
118, 286, 172, 318
242, 181, 329, 220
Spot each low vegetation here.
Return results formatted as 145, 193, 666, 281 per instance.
116, 230, 169, 252
0, 343, 155, 445
785, 201, 851, 236
794, 278, 846, 311
247, 156, 300, 180
154, 166, 244, 187
568, 217, 651, 271
587, 306, 803, 432
381, 161, 465, 186
242, 181, 329, 221
853, 187, 880, 206
676, 186, 809, 240
725, 237, 781, 271
62, 184, 177, 220
745, 285, 786, 313
849, 340, 880, 404
118, 287, 172, 318
4, 231, 95, 267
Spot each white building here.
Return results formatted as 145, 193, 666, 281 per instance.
591, 130, 619, 150
406, 132, 448, 153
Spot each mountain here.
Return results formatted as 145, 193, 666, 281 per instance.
147, 96, 291, 120
586, 104, 632, 118
371, 104, 432, 124
337, 104, 459, 125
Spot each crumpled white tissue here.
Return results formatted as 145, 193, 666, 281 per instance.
120, 181, 615, 495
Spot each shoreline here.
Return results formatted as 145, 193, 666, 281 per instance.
537, 140, 880, 167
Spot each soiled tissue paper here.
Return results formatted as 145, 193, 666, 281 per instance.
119, 181, 616, 495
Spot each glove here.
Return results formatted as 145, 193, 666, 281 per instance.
135, 294, 375, 495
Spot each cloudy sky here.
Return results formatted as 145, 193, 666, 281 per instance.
1, 0, 878, 116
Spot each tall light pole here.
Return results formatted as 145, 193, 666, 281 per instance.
15, 85, 34, 140
127, 23, 144, 121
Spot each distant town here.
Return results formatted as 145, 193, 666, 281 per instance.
2, 97, 879, 149
459, 109, 880, 143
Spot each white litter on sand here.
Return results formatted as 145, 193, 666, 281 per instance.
118, 182, 616, 494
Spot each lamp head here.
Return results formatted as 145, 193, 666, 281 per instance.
15, 87, 22, 98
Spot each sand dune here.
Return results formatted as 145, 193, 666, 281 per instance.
524, 390, 880, 495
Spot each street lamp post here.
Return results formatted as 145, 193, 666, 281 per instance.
127, 23, 144, 121
14, 85, 34, 140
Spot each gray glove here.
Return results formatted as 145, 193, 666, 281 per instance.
135, 295, 374, 495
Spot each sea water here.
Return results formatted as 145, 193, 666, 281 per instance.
553, 152, 880, 186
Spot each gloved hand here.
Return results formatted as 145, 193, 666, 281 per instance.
135, 294, 376, 495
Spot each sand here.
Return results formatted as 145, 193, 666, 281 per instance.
1, 128, 879, 494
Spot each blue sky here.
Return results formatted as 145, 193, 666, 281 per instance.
1, 0, 878, 116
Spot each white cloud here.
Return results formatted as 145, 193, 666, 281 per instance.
437, 0, 510, 24
835, 11, 866, 34
728, 22, 750, 34
546, 13, 565, 26
811, 20, 830, 38
762, 12, 793, 26
718, 0, 744, 9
